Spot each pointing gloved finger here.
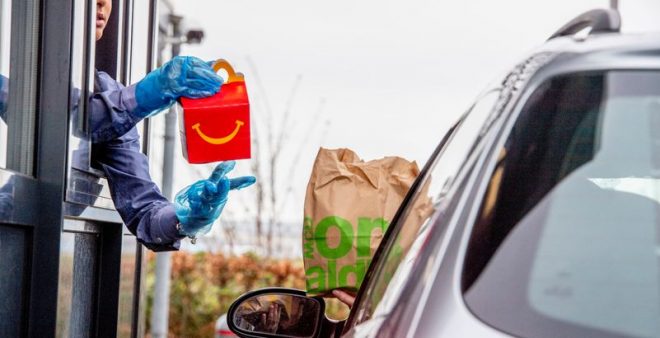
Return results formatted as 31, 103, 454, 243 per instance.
208, 161, 236, 184
229, 176, 256, 190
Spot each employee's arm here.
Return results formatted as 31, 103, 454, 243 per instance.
88, 71, 144, 143
0, 71, 138, 137
0, 75, 8, 122
89, 56, 222, 143
92, 127, 184, 251
91, 127, 256, 251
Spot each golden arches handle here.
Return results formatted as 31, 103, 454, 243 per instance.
212, 59, 245, 84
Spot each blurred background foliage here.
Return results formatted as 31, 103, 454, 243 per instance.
144, 251, 349, 337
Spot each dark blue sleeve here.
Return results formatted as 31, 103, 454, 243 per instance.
1, 75, 8, 122
92, 127, 184, 251
0, 176, 15, 220
89, 71, 143, 143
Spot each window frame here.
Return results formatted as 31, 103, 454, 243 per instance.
0, 0, 158, 336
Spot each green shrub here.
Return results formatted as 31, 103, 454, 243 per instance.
144, 251, 311, 337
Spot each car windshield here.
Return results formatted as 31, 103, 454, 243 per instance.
463, 71, 660, 338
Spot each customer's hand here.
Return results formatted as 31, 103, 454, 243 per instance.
331, 289, 356, 308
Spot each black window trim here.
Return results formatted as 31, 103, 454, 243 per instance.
353, 52, 559, 336
389, 91, 509, 337
343, 114, 465, 331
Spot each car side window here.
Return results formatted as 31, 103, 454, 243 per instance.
463, 71, 660, 338
349, 90, 501, 326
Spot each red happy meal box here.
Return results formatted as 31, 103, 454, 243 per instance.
177, 59, 251, 163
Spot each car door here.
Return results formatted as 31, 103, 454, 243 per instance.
339, 88, 502, 337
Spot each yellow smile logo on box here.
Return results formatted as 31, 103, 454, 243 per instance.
191, 120, 245, 145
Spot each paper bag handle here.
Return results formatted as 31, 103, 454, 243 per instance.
213, 59, 245, 84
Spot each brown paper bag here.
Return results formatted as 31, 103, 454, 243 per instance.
302, 148, 421, 296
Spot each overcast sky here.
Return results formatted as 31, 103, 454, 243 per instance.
151, 0, 660, 229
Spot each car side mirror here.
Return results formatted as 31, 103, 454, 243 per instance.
227, 288, 325, 338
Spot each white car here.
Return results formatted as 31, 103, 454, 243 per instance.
215, 314, 237, 338
226, 9, 660, 338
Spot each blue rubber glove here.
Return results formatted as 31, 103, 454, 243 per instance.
134, 56, 223, 118
174, 161, 256, 238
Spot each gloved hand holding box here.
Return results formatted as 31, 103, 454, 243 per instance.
177, 59, 251, 163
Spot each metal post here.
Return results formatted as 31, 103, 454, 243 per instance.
610, 0, 618, 10
150, 251, 172, 338
150, 13, 182, 338
150, 11, 204, 338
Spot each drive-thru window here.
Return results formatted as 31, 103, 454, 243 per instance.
0, 0, 157, 336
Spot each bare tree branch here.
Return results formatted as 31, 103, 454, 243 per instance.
275, 98, 328, 216
273, 74, 302, 155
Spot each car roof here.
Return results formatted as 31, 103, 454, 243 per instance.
533, 32, 660, 79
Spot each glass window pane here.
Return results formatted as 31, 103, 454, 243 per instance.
129, 0, 151, 84
0, 224, 27, 337
131, 0, 153, 154
57, 222, 100, 338
66, 0, 116, 212
68, 0, 93, 173
0, 0, 40, 174
463, 71, 660, 338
